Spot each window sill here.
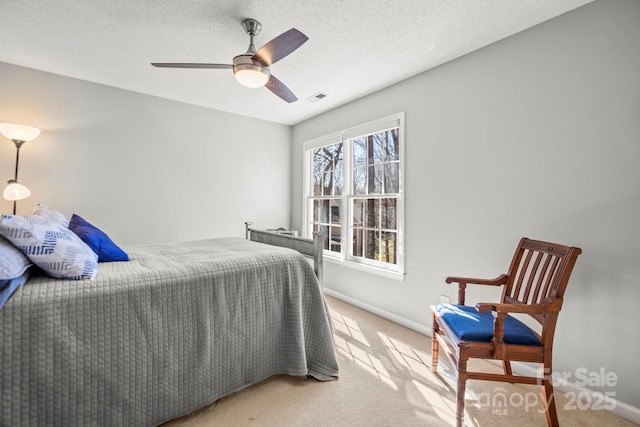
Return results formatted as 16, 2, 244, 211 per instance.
324, 256, 405, 281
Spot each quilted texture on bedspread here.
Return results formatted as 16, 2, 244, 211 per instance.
0, 237, 338, 426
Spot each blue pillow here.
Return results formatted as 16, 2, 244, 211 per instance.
0, 269, 31, 310
68, 214, 129, 263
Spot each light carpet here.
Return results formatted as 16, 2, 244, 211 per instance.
164, 295, 636, 427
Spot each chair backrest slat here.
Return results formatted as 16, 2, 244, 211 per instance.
511, 249, 533, 299
540, 255, 561, 302
522, 250, 544, 303
502, 238, 582, 326
532, 254, 552, 304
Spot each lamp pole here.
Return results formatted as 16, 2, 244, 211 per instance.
11, 140, 26, 215
0, 123, 40, 215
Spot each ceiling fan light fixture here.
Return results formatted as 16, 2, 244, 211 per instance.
234, 65, 270, 88
233, 55, 270, 88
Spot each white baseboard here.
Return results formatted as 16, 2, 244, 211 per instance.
323, 287, 432, 336
323, 288, 640, 425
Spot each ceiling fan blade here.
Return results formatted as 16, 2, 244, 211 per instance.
151, 63, 233, 69
252, 28, 308, 66
265, 74, 298, 103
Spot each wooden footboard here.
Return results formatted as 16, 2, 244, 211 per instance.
245, 222, 324, 285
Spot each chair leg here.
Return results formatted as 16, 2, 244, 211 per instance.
503, 360, 512, 376
431, 314, 439, 373
542, 364, 559, 427
456, 359, 468, 427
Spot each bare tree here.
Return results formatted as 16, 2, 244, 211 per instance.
366, 135, 377, 260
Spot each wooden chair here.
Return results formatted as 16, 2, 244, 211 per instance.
431, 238, 581, 427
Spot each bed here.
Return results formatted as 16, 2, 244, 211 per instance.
0, 227, 338, 427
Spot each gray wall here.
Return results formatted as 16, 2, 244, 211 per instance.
292, 0, 640, 408
0, 63, 292, 242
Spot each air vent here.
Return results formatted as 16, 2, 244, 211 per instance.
307, 92, 328, 103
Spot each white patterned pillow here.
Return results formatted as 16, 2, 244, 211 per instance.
0, 214, 98, 280
32, 204, 70, 227
0, 236, 32, 280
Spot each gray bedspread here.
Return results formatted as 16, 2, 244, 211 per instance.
0, 237, 338, 426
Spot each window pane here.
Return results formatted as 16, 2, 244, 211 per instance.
353, 199, 364, 226
314, 199, 329, 223
373, 133, 385, 163
363, 198, 378, 229
319, 225, 330, 250
313, 173, 322, 196
353, 228, 364, 257
327, 143, 342, 167
313, 148, 329, 172
323, 171, 333, 195
354, 166, 366, 195
312, 148, 321, 172
334, 146, 343, 171
384, 129, 399, 161
330, 200, 341, 224
334, 170, 343, 195
380, 232, 397, 264
353, 138, 366, 166
365, 230, 378, 261
381, 198, 397, 230
366, 164, 375, 194
330, 226, 341, 253
371, 164, 384, 194
384, 163, 399, 193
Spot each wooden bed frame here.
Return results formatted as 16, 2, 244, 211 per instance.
245, 222, 324, 285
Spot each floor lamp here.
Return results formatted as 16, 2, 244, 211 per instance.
0, 123, 41, 215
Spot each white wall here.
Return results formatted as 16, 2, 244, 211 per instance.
292, 0, 640, 409
0, 63, 292, 243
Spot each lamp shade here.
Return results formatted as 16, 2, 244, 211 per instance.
0, 123, 41, 142
234, 66, 270, 88
3, 180, 31, 201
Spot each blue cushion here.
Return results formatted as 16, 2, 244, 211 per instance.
0, 269, 31, 310
68, 214, 129, 263
436, 304, 540, 346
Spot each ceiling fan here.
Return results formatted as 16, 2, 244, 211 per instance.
151, 19, 308, 103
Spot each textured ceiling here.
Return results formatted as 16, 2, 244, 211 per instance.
0, 0, 593, 125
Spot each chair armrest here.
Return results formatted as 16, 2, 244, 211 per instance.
476, 297, 563, 315
475, 298, 563, 345
445, 274, 508, 305
445, 274, 508, 286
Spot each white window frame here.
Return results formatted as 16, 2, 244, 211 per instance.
302, 113, 405, 280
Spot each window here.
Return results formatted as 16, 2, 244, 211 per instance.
304, 113, 404, 278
